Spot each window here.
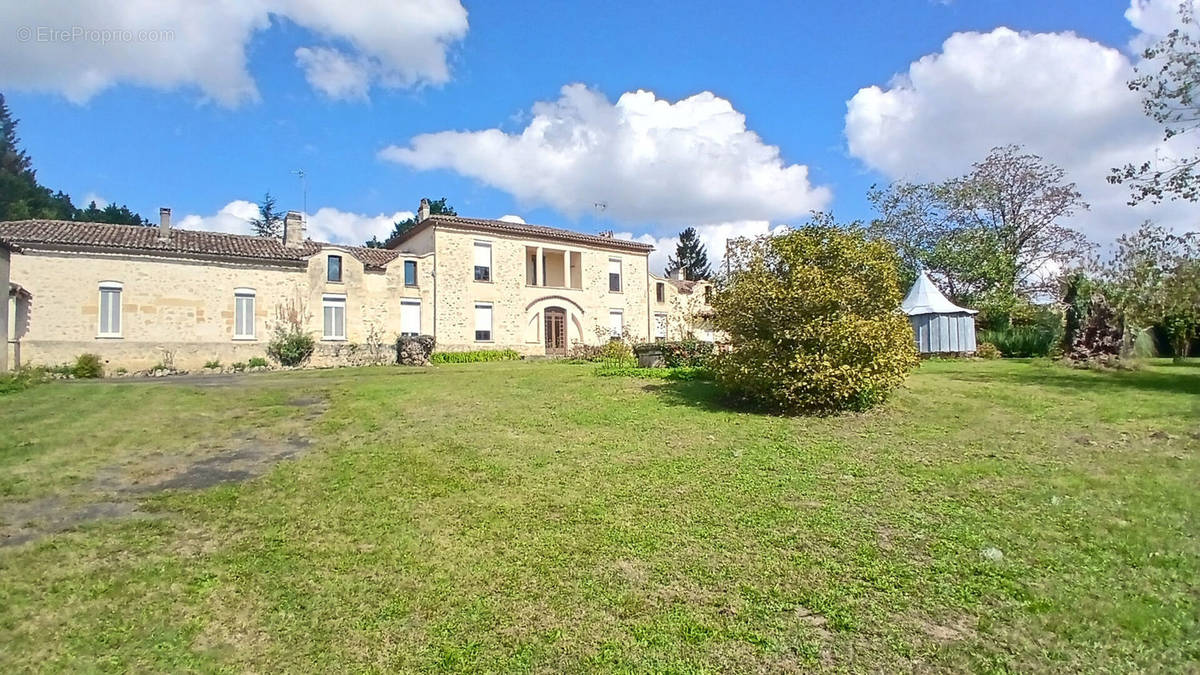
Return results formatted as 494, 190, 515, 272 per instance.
400, 299, 421, 336
655, 312, 668, 340
98, 282, 122, 337
473, 242, 492, 282
609, 309, 623, 340
234, 288, 255, 339
322, 295, 346, 340
474, 303, 493, 341
327, 255, 343, 283
404, 260, 417, 286
608, 258, 622, 292
656, 282, 665, 303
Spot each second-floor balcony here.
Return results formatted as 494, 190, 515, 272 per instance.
525, 246, 583, 290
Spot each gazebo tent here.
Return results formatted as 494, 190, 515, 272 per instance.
900, 271, 978, 354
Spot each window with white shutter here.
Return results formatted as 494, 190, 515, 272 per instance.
400, 299, 421, 336
474, 303, 493, 341
655, 312, 668, 340
234, 288, 255, 339
608, 258, 622, 292
322, 295, 346, 340
609, 309, 623, 339
473, 242, 492, 282
98, 282, 122, 337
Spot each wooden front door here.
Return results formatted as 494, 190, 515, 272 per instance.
544, 308, 567, 356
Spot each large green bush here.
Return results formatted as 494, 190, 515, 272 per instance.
431, 349, 521, 364
711, 222, 917, 413
979, 325, 1059, 358
634, 339, 715, 368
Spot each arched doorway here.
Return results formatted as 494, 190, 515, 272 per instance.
544, 306, 567, 356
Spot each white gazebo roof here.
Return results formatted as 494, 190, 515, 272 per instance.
900, 270, 977, 316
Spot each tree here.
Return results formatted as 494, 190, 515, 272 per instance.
665, 227, 712, 280
367, 197, 456, 247
250, 192, 284, 238
1099, 221, 1200, 361
1109, 2, 1200, 203
870, 145, 1091, 323
1, 92, 147, 224
75, 200, 149, 226
711, 217, 918, 413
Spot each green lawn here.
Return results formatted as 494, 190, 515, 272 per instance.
0, 359, 1197, 671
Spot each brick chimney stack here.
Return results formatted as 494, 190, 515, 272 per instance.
418, 198, 431, 222
283, 211, 305, 248
158, 207, 171, 240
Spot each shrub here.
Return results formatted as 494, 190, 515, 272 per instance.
248, 356, 269, 369
979, 325, 1058, 358
72, 353, 104, 378
204, 359, 222, 369
660, 340, 715, 368
711, 222, 918, 414
976, 342, 1002, 359
397, 335, 436, 366
594, 365, 713, 380
0, 368, 49, 395
430, 349, 521, 364
266, 326, 315, 367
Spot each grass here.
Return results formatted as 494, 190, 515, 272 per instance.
0, 359, 1197, 671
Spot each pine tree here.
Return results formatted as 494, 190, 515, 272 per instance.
250, 192, 284, 238
666, 227, 712, 280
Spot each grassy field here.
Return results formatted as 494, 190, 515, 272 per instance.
0, 359, 1197, 672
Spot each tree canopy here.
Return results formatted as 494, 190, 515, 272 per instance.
1109, 2, 1200, 203
665, 227, 712, 280
869, 145, 1091, 323
366, 197, 456, 248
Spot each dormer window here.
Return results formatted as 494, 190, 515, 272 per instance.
327, 255, 343, 283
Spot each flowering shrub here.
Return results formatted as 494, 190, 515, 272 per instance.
975, 342, 1002, 359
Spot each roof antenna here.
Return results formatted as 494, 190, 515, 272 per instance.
291, 169, 307, 221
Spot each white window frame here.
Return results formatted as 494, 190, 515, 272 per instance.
233, 288, 256, 340
473, 241, 492, 282
322, 294, 347, 341
474, 302, 493, 342
97, 281, 123, 338
608, 258, 623, 293
400, 298, 421, 337
609, 309, 624, 340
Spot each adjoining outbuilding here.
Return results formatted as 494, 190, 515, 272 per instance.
901, 270, 977, 355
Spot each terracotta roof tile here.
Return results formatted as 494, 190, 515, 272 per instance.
0, 220, 399, 270
387, 215, 654, 253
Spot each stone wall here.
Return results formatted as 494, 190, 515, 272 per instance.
0, 246, 9, 371
431, 225, 652, 355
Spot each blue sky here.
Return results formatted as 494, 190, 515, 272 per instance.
1, 0, 1192, 271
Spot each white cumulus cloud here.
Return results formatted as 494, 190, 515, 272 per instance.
0, 0, 468, 105
380, 84, 832, 225
176, 201, 410, 245
844, 2, 1199, 240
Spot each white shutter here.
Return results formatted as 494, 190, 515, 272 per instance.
475, 304, 492, 332
609, 310, 623, 338
401, 300, 421, 335
608, 259, 621, 275
473, 243, 491, 268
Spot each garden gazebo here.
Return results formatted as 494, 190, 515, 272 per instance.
901, 271, 978, 354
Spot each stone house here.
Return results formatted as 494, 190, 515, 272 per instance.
0, 201, 711, 371
647, 268, 716, 342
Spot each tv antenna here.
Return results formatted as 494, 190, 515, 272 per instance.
291, 169, 307, 220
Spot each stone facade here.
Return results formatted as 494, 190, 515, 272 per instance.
1, 243, 11, 371
647, 272, 717, 341
2, 211, 696, 371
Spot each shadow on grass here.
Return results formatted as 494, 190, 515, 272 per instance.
944, 362, 1200, 398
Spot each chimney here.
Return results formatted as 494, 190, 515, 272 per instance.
599, 230, 614, 238
417, 198, 431, 223
158, 207, 171, 239
283, 210, 305, 248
